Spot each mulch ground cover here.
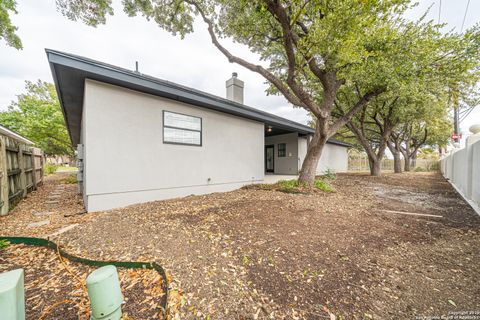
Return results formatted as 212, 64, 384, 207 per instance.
0, 172, 94, 237
0, 243, 166, 319
1, 171, 479, 319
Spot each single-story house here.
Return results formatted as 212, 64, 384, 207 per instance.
47, 49, 350, 212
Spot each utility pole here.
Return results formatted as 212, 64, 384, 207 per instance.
452, 82, 461, 145
454, 106, 460, 144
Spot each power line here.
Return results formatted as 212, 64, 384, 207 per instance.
460, 106, 476, 123
461, 0, 471, 32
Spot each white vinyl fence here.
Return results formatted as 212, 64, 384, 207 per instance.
440, 128, 480, 213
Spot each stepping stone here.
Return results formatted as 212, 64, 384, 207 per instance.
45, 200, 59, 205
27, 220, 50, 228
32, 211, 52, 217
48, 195, 61, 199
48, 224, 79, 237
64, 210, 86, 218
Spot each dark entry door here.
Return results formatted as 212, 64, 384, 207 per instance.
265, 145, 274, 173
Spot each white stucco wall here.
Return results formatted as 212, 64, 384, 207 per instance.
297, 138, 349, 174
82, 80, 264, 211
298, 137, 308, 172
316, 143, 349, 174
264, 133, 300, 175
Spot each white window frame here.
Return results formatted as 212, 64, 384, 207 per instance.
163, 110, 202, 146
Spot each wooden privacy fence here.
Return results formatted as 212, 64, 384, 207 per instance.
0, 135, 43, 215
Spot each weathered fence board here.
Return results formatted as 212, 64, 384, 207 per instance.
0, 135, 43, 215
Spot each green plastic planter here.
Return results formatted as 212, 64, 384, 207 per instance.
86, 265, 123, 320
0, 269, 25, 320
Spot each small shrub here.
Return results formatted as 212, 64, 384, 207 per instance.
414, 166, 426, 172
314, 179, 335, 192
44, 163, 58, 175
428, 161, 440, 172
0, 240, 10, 250
63, 173, 77, 184
323, 168, 337, 180
276, 179, 300, 191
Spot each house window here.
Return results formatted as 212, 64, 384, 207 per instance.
163, 111, 202, 146
278, 143, 286, 157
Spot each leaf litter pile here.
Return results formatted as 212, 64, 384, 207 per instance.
0, 243, 166, 319
1, 172, 479, 319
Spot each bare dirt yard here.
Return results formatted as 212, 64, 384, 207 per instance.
1, 172, 479, 319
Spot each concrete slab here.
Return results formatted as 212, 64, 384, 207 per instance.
48, 224, 79, 237
32, 211, 52, 217
27, 220, 50, 228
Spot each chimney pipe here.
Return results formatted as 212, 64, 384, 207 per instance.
135, 61, 139, 73
226, 72, 244, 104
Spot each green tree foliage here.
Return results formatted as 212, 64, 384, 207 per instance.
0, 80, 73, 156
56, 0, 414, 184
0, 0, 22, 49
334, 17, 480, 175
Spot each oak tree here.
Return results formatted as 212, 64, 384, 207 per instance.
0, 0, 22, 49
57, 0, 412, 184
0, 80, 73, 156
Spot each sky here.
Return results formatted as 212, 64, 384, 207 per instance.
0, 0, 479, 143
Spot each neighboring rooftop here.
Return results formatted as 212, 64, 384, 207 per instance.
46, 49, 350, 148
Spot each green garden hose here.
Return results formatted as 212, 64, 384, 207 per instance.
0, 236, 168, 318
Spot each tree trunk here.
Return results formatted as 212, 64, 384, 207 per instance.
387, 141, 402, 174
368, 156, 381, 176
410, 150, 418, 169
392, 151, 402, 173
298, 124, 328, 185
404, 157, 411, 171
402, 141, 411, 172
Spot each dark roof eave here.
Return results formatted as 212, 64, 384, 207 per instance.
46, 49, 351, 148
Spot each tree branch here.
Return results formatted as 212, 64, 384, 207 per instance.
329, 90, 383, 135
186, 0, 308, 109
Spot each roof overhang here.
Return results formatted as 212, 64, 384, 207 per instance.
46, 49, 351, 148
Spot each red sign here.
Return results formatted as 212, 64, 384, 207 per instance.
450, 134, 462, 139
